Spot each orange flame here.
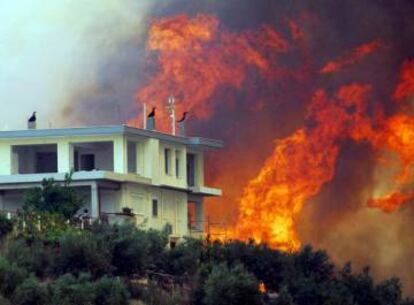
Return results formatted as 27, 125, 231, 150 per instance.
367, 191, 414, 213
320, 40, 381, 74
393, 60, 414, 101
136, 14, 414, 251
235, 84, 373, 250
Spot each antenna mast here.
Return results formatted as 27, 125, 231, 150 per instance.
167, 96, 176, 135
143, 103, 147, 129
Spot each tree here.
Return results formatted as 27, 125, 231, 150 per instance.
6, 239, 52, 278
12, 277, 49, 305
23, 175, 84, 220
0, 214, 13, 240
49, 273, 95, 305
54, 232, 112, 277
203, 263, 262, 305
0, 257, 27, 298
93, 276, 130, 305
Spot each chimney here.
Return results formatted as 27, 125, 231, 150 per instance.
147, 117, 155, 130
178, 121, 185, 136
28, 121, 36, 130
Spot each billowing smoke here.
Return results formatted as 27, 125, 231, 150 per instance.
0, 0, 154, 129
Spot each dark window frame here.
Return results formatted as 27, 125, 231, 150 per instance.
152, 198, 159, 218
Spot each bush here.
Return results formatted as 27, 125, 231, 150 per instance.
50, 273, 129, 305
12, 277, 49, 305
0, 257, 27, 298
54, 232, 112, 277
110, 225, 149, 276
0, 294, 11, 305
93, 276, 130, 305
203, 263, 262, 305
49, 273, 95, 305
138, 281, 187, 305
6, 239, 52, 278
23, 176, 84, 220
0, 214, 13, 239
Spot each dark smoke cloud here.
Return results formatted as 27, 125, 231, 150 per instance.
64, 0, 414, 293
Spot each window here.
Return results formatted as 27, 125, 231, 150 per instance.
187, 153, 196, 187
164, 148, 171, 174
36, 152, 58, 173
152, 199, 159, 217
127, 141, 137, 173
80, 154, 95, 171
175, 150, 180, 178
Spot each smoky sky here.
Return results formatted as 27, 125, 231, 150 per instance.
63, 0, 414, 291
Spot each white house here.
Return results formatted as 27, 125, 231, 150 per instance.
0, 125, 223, 240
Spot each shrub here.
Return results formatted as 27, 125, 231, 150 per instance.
110, 225, 149, 276
93, 276, 130, 305
203, 263, 262, 305
49, 273, 95, 305
6, 239, 52, 278
12, 277, 49, 305
23, 176, 84, 220
138, 281, 187, 305
0, 257, 27, 298
0, 294, 11, 305
54, 232, 112, 277
0, 214, 13, 239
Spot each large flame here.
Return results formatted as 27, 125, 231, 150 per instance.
136, 14, 414, 251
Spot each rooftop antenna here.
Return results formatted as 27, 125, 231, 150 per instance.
143, 103, 147, 129
167, 96, 176, 135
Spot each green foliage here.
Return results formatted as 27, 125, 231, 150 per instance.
54, 231, 112, 277
6, 239, 52, 278
49, 274, 129, 305
49, 273, 95, 305
0, 214, 13, 239
0, 216, 411, 305
93, 276, 130, 305
14, 211, 76, 244
158, 237, 203, 277
376, 278, 402, 305
138, 281, 187, 305
0, 257, 27, 298
109, 224, 149, 276
23, 176, 84, 220
0, 294, 11, 305
203, 263, 262, 305
11, 277, 49, 305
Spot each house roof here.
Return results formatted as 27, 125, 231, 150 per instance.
0, 125, 224, 149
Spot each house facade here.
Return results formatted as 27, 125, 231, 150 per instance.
0, 125, 223, 239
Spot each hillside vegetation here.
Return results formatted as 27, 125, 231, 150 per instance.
0, 178, 411, 305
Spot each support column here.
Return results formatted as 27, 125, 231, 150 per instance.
0, 192, 4, 211
91, 182, 100, 219
58, 141, 74, 173
196, 199, 204, 231
0, 144, 13, 175
113, 137, 127, 174
144, 139, 160, 182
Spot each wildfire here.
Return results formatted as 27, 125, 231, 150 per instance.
235, 84, 374, 250
393, 60, 414, 101
137, 14, 414, 251
320, 40, 381, 74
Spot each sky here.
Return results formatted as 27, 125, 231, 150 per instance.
0, 0, 151, 130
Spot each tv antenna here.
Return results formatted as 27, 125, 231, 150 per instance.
167, 96, 176, 135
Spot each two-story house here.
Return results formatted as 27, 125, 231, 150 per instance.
0, 125, 223, 239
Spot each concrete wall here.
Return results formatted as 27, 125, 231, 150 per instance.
73, 142, 113, 171
0, 134, 207, 192
121, 183, 189, 237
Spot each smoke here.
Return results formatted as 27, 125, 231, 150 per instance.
0, 0, 154, 129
